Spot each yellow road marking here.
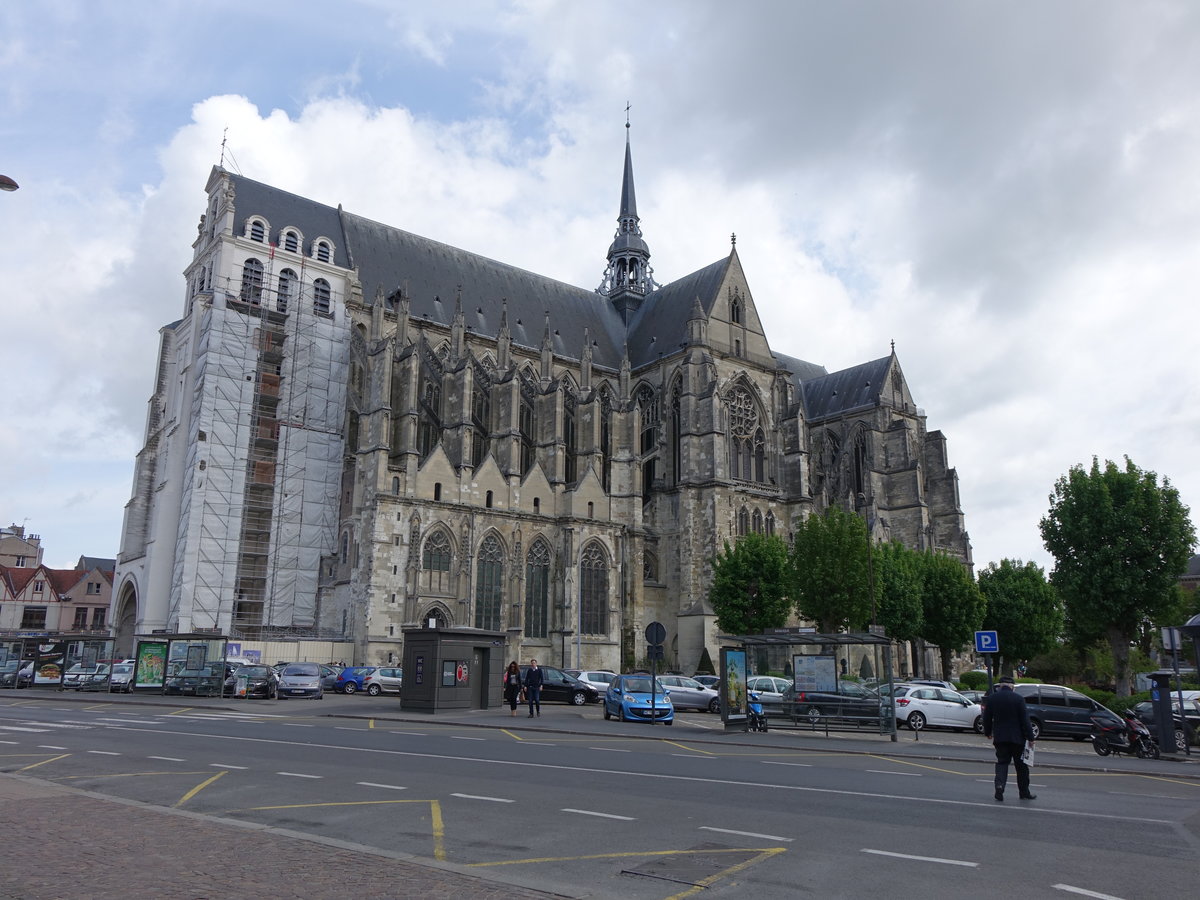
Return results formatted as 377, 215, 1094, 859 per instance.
661, 740, 715, 755
368, 718, 374, 729
664, 848, 787, 899
58, 771, 212, 780
866, 754, 977, 776
469, 846, 782, 868
1137, 773, 1200, 789
175, 770, 227, 807
18, 753, 70, 771
82, 703, 112, 710
431, 799, 445, 860
501, 729, 523, 741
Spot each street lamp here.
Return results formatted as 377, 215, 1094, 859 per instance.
0, 175, 18, 192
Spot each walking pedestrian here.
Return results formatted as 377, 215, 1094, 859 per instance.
503, 661, 523, 716
524, 658, 544, 717
982, 676, 1036, 801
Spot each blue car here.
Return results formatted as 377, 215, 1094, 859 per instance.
603, 674, 674, 725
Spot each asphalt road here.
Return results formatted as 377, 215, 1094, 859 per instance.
2, 692, 1198, 899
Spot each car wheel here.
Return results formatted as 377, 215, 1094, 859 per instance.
973, 715, 984, 734
804, 705, 821, 725
1093, 736, 1111, 756
603, 705, 612, 720
907, 711, 927, 731
1174, 729, 1189, 752
1029, 718, 1042, 740
367, 684, 381, 696
708, 697, 720, 714
343, 682, 357, 694
571, 691, 587, 705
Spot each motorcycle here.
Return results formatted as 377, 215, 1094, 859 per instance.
1091, 708, 1160, 759
747, 690, 768, 732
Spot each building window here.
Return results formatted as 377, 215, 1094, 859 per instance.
636, 384, 659, 505
73, 608, 88, 629
737, 507, 750, 536
533, 497, 540, 514
474, 535, 504, 631
86, 581, 100, 595
471, 376, 491, 468
313, 278, 331, 315
731, 294, 743, 325
766, 511, 776, 537
600, 393, 612, 492
33, 580, 44, 593
340, 533, 349, 565
525, 539, 551, 639
734, 339, 742, 357
422, 531, 452, 594
579, 542, 608, 635
519, 387, 536, 476
20, 606, 47, 630
249, 219, 266, 242
240, 258, 264, 303
92, 607, 106, 629
486, 490, 494, 509
392, 477, 400, 495
277, 268, 297, 313
433, 482, 442, 501
669, 381, 682, 485
563, 395, 577, 484
643, 551, 658, 583
730, 388, 766, 483
315, 240, 332, 262
752, 509, 764, 534
14, 556, 27, 567
587, 502, 594, 518
418, 368, 442, 461
283, 230, 299, 252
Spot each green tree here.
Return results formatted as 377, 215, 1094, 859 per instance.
917, 551, 985, 681
1040, 457, 1196, 696
978, 559, 1063, 676
791, 505, 876, 632
707, 533, 793, 635
874, 541, 925, 673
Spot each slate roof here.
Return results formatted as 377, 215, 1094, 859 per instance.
800, 355, 893, 420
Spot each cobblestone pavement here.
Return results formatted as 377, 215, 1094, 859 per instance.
0, 775, 565, 900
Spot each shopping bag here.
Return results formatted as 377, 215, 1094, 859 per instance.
1021, 742, 1035, 767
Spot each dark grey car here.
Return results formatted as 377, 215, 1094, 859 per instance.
1006, 683, 1121, 740
657, 675, 720, 712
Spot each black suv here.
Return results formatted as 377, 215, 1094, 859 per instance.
782, 681, 887, 725
1003, 683, 1122, 740
520, 665, 599, 705
1132, 698, 1200, 751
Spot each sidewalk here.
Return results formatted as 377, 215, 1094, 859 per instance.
0, 774, 565, 900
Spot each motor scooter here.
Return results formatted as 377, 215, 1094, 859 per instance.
1091, 708, 1160, 759
747, 690, 768, 732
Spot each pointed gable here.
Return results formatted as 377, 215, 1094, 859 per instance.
626, 258, 729, 366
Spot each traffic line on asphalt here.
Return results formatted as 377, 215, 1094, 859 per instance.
589, 747, 630, 752
283, 723, 314, 728
277, 771, 322, 779
389, 731, 427, 736
357, 782, 406, 791
18, 753, 69, 771
175, 770, 227, 808
701, 826, 793, 842
451, 793, 514, 803
562, 808, 635, 820
87, 750, 122, 756
468, 847, 786, 869
210, 763, 248, 769
520, 741, 556, 746
0, 726, 49, 732
451, 736, 486, 741
862, 849, 977, 867
672, 753, 717, 759
0, 740, 17, 744
662, 740, 716, 755
1052, 885, 1125, 899
761, 761, 811, 767
37, 745, 68, 750
866, 769, 921, 776
148, 756, 185, 762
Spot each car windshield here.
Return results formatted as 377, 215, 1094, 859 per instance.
112, 664, 133, 674
239, 666, 272, 677
623, 677, 666, 693
283, 663, 319, 676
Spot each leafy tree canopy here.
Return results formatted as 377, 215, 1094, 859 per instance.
791, 505, 876, 632
978, 558, 1063, 674
707, 533, 793, 635
917, 551, 985, 680
1040, 456, 1195, 696
874, 540, 924, 643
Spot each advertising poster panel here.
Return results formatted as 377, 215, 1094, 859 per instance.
34, 642, 67, 685
793, 654, 837, 692
134, 641, 168, 689
720, 648, 748, 724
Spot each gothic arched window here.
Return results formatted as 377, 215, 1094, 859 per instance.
524, 539, 551, 639
600, 391, 612, 492
669, 380, 682, 485
766, 511, 776, 537
730, 294, 743, 324
471, 372, 491, 468
737, 507, 750, 536
752, 509, 764, 534
519, 380, 536, 476
277, 268, 297, 313
421, 530, 452, 594
636, 384, 659, 504
474, 535, 504, 630
729, 387, 766, 483
418, 365, 442, 461
240, 258, 264, 304
579, 541, 609, 635
563, 392, 577, 484
643, 550, 659, 583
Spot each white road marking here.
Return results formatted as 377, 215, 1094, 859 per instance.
357, 782, 406, 791
38, 745, 68, 750
702, 826, 793, 842
452, 793, 514, 803
672, 753, 715, 759
862, 849, 977, 867
866, 769, 922, 777
563, 808, 635, 820
210, 763, 248, 769
0, 726, 49, 732
277, 772, 322, 779
96, 725, 1177, 825
1052, 885, 1125, 899
148, 756, 185, 762
98, 719, 165, 726
762, 761, 812, 767
589, 747, 630, 752
283, 723, 314, 728
389, 731, 427, 736
451, 736, 486, 741
1107, 790, 1191, 801
87, 750, 121, 756
0, 740, 18, 744
520, 741, 556, 746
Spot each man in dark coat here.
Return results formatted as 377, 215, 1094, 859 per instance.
524, 658, 544, 717
982, 676, 1036, 801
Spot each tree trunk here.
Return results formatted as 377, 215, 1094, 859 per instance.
1108, 626, 1132, 696
940, 646, 953, 684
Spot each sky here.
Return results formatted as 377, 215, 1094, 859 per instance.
1, 1, 1197, 573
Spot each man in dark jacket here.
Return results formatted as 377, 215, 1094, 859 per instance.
524, 658, 544, 717
982, 676, 1036, 801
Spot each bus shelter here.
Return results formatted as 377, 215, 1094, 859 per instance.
0, 635, 117, 690
719, 629, 898, 741
131, 633, 231, 695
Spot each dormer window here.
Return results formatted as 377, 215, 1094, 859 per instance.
249, 219, 266, 243
315, 240, 332, 263
283, 230, 299, 252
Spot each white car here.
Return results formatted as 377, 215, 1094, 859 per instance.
746, 675, 792, 714
892, 684, 983, 732
566, 669, 618, 695
656, 675, 720, 712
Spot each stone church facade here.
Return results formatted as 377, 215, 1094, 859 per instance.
112, 130, 971, 672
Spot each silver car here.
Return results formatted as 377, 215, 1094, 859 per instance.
277, 662, 324, 699
656, 675, 720, 712
365, 666, 403, 695
566, 669, 618, 695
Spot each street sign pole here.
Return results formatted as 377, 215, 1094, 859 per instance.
974, 630, 999, 693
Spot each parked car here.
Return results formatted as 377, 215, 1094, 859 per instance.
365, 666, 403, 695
334, 666, 377, 694
106, 662, 135, 693
565, 669, 618, 696
783, 680, 886, 725
906, 679, 958, 691
224, 664, 279, 699
62, 663, 109, 691
891, 684, 983, 732
999, 683, 1123, 740
520, 665, 599, 705
164, 663, 226, 696
1131, 698, 1200, 750
277, 662, 324, 699
745, 676, 792, 714
603, 674, 674, 725
692, 675, 720, 689
0, 660, 34, 688
656, 674, 720, 712
959, 689, 987, 703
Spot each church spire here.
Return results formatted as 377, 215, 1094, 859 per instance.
597, 112, 658, 321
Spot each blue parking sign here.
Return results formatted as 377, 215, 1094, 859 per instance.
974, 630, 999, 653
